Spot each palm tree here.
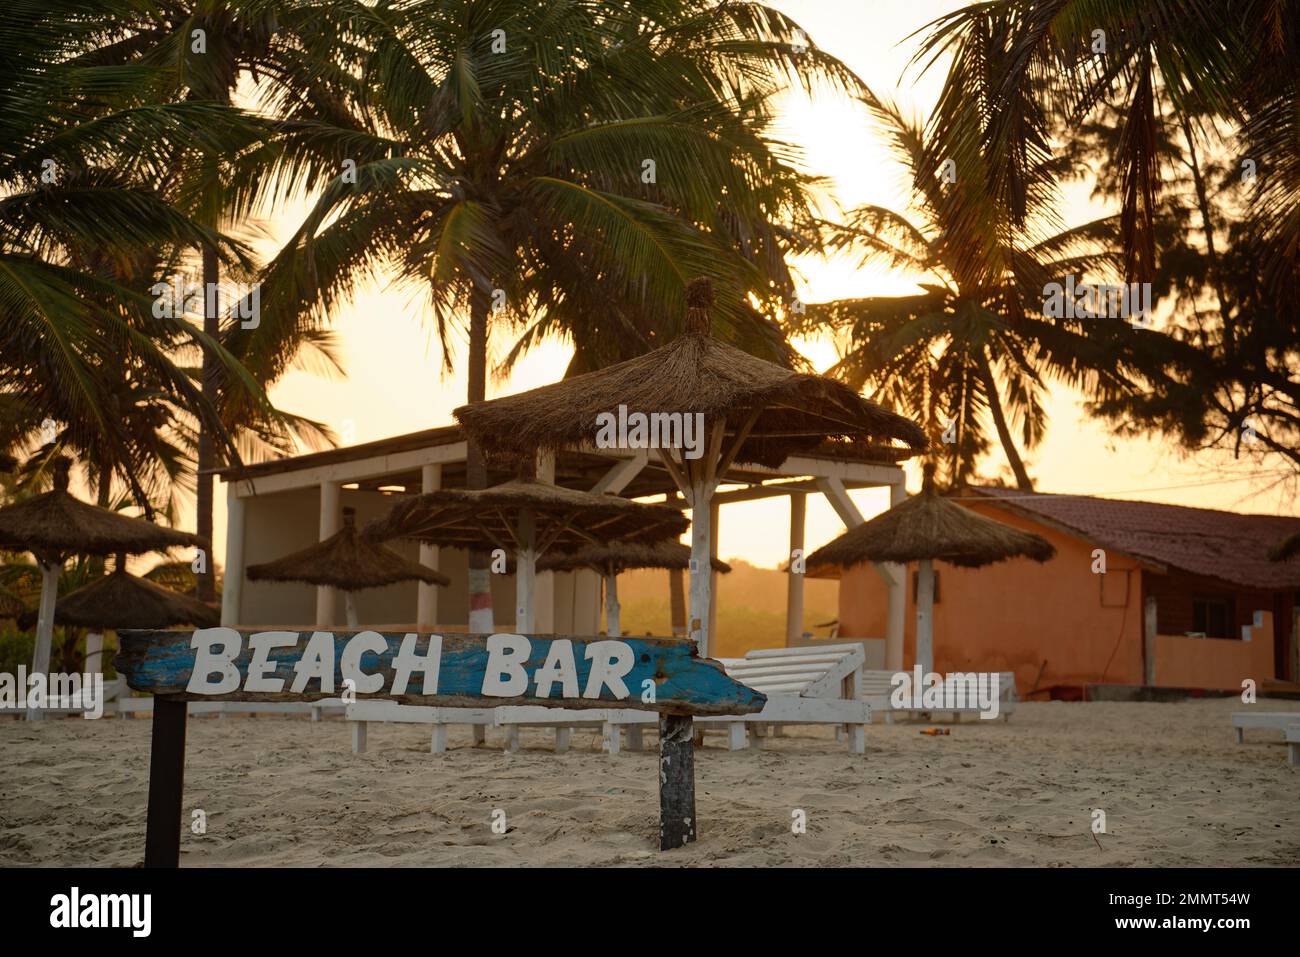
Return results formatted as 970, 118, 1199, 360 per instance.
48, 0, 371, 600
793, 92, 1142, 489
259, 0, 863, 623
913, 1, 1300, 475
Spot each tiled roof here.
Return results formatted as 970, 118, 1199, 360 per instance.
971, 487, 1300, 590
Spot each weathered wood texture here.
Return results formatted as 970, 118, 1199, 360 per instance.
115, 629, 766, 718
659, 713, 698, 849
144, 697, 187, 867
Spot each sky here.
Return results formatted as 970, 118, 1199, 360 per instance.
199, 0, 1296, 572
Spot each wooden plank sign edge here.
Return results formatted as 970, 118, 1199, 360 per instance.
115, 629, 766, 718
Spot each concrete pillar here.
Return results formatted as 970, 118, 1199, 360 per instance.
884, 480, 906, 671
316, 481, 340, 626
534, 450, 556, 633
416, 464, 441, 628
785, 493, 806, 646
1144, 595, 1157, 685
221, 482, 246, 626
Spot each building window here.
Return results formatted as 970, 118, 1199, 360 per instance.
1191, 597, 1234, 639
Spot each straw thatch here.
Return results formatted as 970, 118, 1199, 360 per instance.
454, 278, 927, 469
1271, 531, 1300, 562
364, 480, 689, 551
538, 540, 731, 576
0, 458, 204, 562
247, 508, 450, 591
17, 567, 219, 630
806, 465, 1056, 572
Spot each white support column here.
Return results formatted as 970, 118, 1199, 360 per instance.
688, 481, 713, 657
1144, 596, 1157, 686
883, 480, 907, 671
516, 507, 537, 634
786, 492, 806, 646
27, 561, 60, 721
316, 481, 340, 627
708, 498, 720, 649
221, 482, 246, 626
534, 451, 556, 633
915, 558, 935, 674
416, 464, 441, 629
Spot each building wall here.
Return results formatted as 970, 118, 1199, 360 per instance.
1153, 614, 1276, 690
838, 502, 1147, 692
233, 486, 589, 631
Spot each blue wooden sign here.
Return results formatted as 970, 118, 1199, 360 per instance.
115, 629, 766, 717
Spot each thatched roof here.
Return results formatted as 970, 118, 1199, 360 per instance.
0, 458, 203, 563
364, 480, 689, 552
247, 508, 450, 591
454, 278, 927, 469
538, 540, 731, 575
805, 465, 1056, 572
17, 567, 219, 630
1271, 531, 1300, 562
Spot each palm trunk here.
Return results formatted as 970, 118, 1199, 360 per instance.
195, 244, 219, 602
466, 284, 493, 632
980, 357, 1033, 491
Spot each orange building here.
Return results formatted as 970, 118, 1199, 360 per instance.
833, 488, 1300, 698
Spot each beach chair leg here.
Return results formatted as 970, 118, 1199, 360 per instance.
772, 724, 785, 737
602, 722, 621, 755
1289, 742, 1299, 767
351, 721, 367, 755
555, 727, 571, 753
727, 722, 746, 751
749, 723, 765, 750
835, 725, 845, 742
1235, 727, 1244, 744
625, 726, 644, 752
472, 724, 487, 747
431, 724, 448, 754
310, 705, 321, 723
505, 726, 520, 754
849, 725, 866, 755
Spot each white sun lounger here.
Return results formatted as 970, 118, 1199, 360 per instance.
861, 670, 1018, 723
491, 643, 871, 755
1231, 712, 1300, 743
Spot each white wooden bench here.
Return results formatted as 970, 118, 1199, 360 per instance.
116, 697, 346, 721
1230, 711, 1300, 744
346, 701, 494, 753
862, 670, 1018, 723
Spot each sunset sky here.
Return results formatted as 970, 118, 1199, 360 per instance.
204, 0, 1296, 572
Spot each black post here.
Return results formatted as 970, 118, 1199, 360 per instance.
658, 713, 697, 850
144, 697, 188, 867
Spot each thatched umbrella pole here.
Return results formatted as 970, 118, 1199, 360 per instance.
0, 458, 204, 720
603, 565, 620, 637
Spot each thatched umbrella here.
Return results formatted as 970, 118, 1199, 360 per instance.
365, 479, 689, 633
17, 558, 219, 631
455, 277, 926, 657
538, 541, 731, 637
1270, 531, 1299, 562
247, 507, 450, 627
806, 463, 1055, 672
0, 458, 203, 719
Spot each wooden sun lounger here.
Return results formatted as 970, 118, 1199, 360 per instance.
861, 670, 1018, 723
1230, 711, 1300, 744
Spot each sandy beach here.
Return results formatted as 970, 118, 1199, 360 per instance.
2, 697, 1297, 867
